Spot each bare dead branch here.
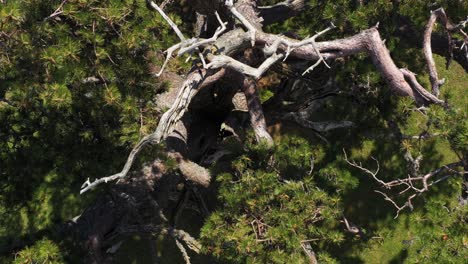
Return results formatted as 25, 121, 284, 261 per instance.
170, 228, 202, 253
343, 149, 382, 186
154, 68, 225, 141
82, 3, 462, 206
44, 0, 67, 21
177, 12, 227, 56
256, 26, 446, 105
80, 68, 223, 193
154, 43, 182, 77
207, 52, 284, 79
148, 0, 185, 41
149, 5, 227, 76
345, 149, 464, 217
374, 190, 408, 219
424, 8, 448, 96
159, 0, 174, 10
300, 241, 318, 264
423, 8, 468, 96
80, 133, 157, 194
175, 153, 211, 187
226, 0, 256, 46
400, 68, 445, 105
80, 148, 211, 194
262, 22, 336, 72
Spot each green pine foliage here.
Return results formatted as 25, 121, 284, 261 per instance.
0, 0, 182, 259
12, 238, 64, 264
201, 135, 347, 263
1, 0, 467, 263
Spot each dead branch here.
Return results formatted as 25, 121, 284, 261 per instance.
80, 147, 210, 195
148, 0, 185, 41
374, 190, 412, 219
300, 241, 318, 264
423, 8, 468, 96
400, 68, 444, 105
154, 43, 183, 77
206, 22, 336, 79
256, 25, 446, 105
148, 0, 227, 76
262, 23, 336, 72
343, 149, 383, 186
173, 152, 211, 187
159, 0, 174, 10
423, 8, 446, 96
154, 68, 226, 141
226, 0, 257, 46
178, 12, 227, 55
207, 52, 284, 79
175, 239, 191, 264
81, 2, 462, 204
44, 0, 67, 21
344, 149, 464, 218
80, 133, 158, 194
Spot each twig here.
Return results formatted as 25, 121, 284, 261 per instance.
344, 149, 463, 218
177, 12, 227, 55
148, 1, 185, 41
375, 190, 408, 219
148, 1, 227, 76
80, 133, 158, 194
154, 43, 182, 77
343, 149, 382, 186
262, 23, 336, 75
44, 0, 67, 21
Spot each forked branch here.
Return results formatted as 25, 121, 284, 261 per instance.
344, 149, 465, 218
226, 0, 256, 46
262, 22, 336, 75
148, 1, 227, 76
206, 52, 284, 79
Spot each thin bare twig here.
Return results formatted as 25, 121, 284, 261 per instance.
344, 149, 464, 218
262, 23, 336, 75
343, 149, 382, 186
148, 1, 227, 76
44, 0, 67, 21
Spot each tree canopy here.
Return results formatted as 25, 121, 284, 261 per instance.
0, 0, 467, 263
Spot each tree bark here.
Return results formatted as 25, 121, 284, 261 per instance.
242, 76, 274, 145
